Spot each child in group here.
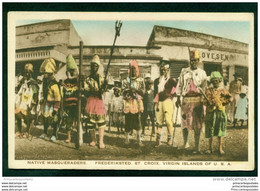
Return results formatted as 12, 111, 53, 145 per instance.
233, 87, 248, 127
111, 87, 124, 133
142, 79, 155, 135
204, 71, 233, 155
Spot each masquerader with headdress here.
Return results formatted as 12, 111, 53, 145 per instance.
62, 54, 79, 143
204, 71, 233, 155
84, 55, 107, 149
153, 62, 178, 147
15, 63, 39, 138
176, 50, 208, 154
39, 58, 62, 142
122, 60, 145, 146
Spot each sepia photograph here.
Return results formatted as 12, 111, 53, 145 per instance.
7, 10, 255, 171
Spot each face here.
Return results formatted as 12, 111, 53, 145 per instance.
160, 66, 168, 77
114, 89, 120, 96
144, 77, 150, 82
44, 72, 51, 79
68, 69, 75, 77
131, 66, 136, 77
91, 63, 99, 74
190, 58, 199, 70
211, 78, 220, 88
24, 69, 31, 78
240, 94, 246, 98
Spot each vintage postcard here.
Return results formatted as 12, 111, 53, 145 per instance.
8, 11, 255, 171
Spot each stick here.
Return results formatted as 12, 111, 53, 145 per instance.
172, 106, 179, 146
76, 41, 84, 149
104, 20, 122, 81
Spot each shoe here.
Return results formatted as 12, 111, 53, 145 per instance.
205, 150, 213, 154
193, 150, 201, 154
178, 143, 190, 150
50, 136, 56, 142
15, 132, 22, 137
154, 140, 161, 148
39, 133, 47, 138
23, 133, 29, 139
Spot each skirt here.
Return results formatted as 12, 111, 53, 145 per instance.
181, 96, 205, 131
85, 96, 106, 124
205, 109, 227, 138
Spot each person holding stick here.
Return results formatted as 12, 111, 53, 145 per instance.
83, 55, 107, 149
204, 71, 232, 155
153, 62, 178, 147
122, 60, 145, 146
176, 50, 208, 154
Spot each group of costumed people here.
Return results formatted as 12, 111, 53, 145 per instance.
15, 50, 235, 154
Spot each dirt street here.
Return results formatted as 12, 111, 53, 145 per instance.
15, 124, 248, 161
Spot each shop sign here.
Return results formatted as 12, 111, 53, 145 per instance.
201, 52, 228, 61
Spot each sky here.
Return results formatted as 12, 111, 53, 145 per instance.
16, 19, 251, 46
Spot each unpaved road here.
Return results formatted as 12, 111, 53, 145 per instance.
15, 124, 248, 161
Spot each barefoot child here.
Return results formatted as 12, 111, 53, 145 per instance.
204, 71, 233, 155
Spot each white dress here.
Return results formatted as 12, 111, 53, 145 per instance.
235, 97, 248, 120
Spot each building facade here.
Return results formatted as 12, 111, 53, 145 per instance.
16, 20, 249, 84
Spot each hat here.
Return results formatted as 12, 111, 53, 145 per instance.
144, 73, 151, 79
160, 61, 169, 69
129, 60, 140, 77
237, 77, 243, 82
91, 55, 101, 66
40, 58, 56, 73
66, 54, 77, 71
37, 75, 43, 81
210, 71, 223, 82
114, 80, 122, 87
233, 73, 241, 77
148, 79, 154, 85
190, 50, 200, 59
241, 86, 247, 94
24, 63, 33, 72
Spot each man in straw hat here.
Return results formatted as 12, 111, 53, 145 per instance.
176, 50, 208, 154
62, 54, 79, 143
83, 55, 107, 149
39, 58, 62, 142
228, 73, 242, 123
15, 63, 39, 138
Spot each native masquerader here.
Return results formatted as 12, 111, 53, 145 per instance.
153, 62, 178, 147
15, 63, 39, 138
204, 71, 232, 155
122, 60, 145, 146
84, 55, 107, 149
176, 50, 208, 154
39, 58, 62, 141
63, 54, 79, 143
